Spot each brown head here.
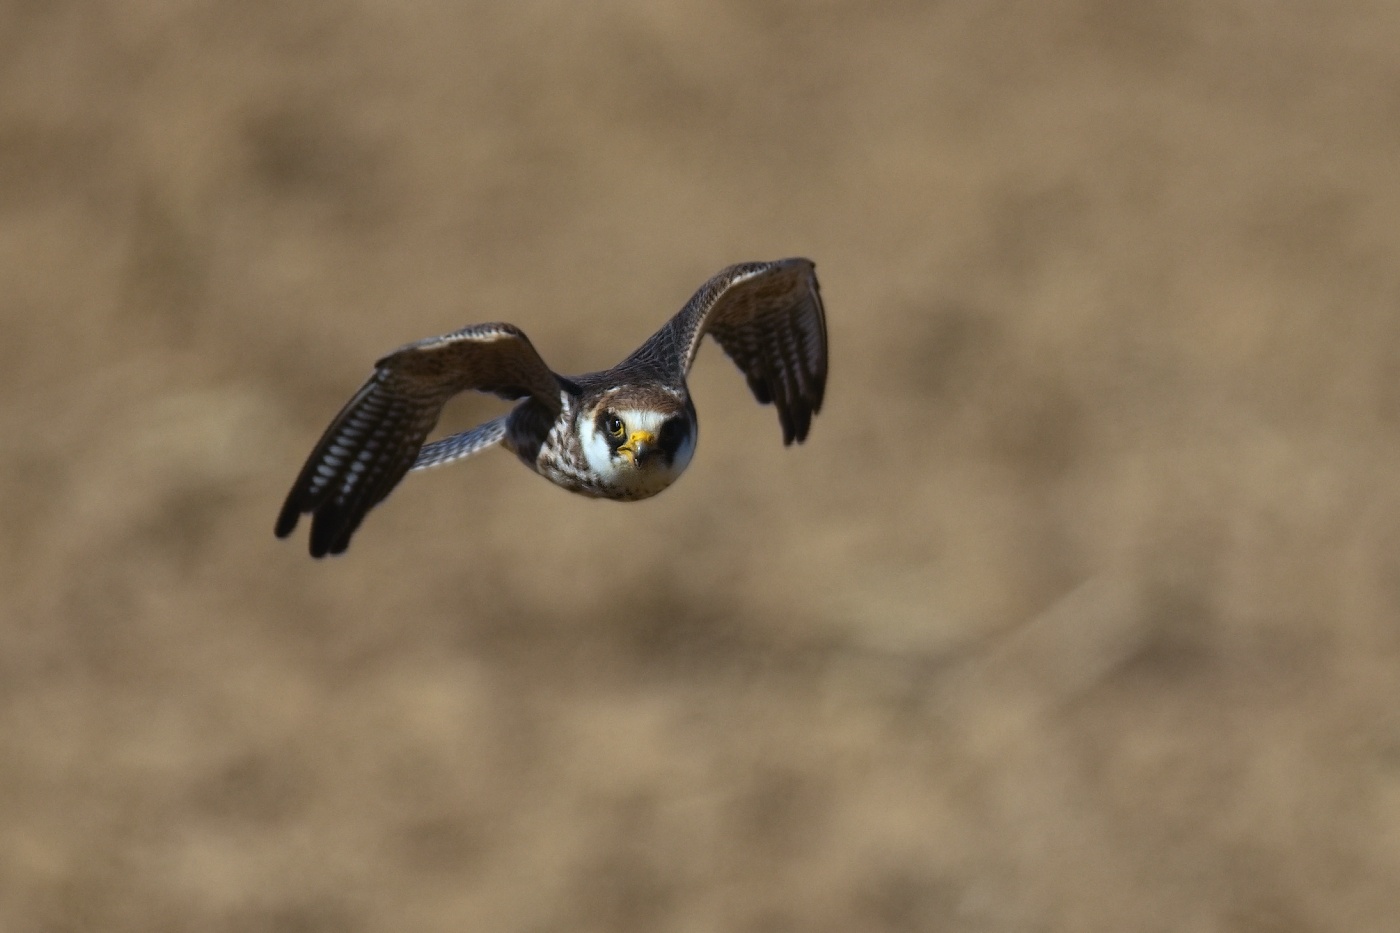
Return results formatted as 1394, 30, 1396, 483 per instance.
577, 385, 696, 498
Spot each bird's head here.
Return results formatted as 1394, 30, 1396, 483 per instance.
579, 387, 696, 498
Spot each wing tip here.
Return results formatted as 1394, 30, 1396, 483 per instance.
274, 493, 306, 540
274, 505, 337, 558
308, 511, 339, 559
274, 511, 297, 540
277, 477, 360, 557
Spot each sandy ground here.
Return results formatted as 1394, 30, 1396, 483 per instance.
4, 1, 1400, 930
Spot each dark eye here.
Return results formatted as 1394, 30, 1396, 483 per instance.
603, 413, 625, 439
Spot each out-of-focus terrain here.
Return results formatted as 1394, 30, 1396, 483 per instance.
4, 1, 1400, 930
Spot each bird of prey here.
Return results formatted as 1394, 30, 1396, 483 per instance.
275, 258, 828, 557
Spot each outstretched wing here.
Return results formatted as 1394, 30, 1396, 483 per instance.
275, 323, 560, 557
412, 415, 509, 471
635, 258, 827, 445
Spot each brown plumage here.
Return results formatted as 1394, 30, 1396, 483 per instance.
276, 258, 828, 557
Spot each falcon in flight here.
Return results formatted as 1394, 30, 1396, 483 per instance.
276, 258, 828, 557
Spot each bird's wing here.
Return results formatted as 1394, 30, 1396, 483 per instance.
635, 258, 828, 445
275, 323, 560, 557
412, 415, 510, 471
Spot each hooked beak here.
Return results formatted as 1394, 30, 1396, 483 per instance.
617, 429, 657, 465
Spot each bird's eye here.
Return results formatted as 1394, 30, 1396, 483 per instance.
603, 414, 625, 439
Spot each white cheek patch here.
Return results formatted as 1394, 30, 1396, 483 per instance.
580, 418, 620, 481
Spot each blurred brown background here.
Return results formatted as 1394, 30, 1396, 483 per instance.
4, 1, 1400, 930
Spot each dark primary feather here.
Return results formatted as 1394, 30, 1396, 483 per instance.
629, 258, 828, 445
275, 323, 560, 557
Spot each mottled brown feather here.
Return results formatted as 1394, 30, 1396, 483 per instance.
627, 258, 828, 445
275, 324, 560, 557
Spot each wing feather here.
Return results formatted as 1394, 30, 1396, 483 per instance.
412, 416, 510, 471
635, 258, 827, 445
276, 323, 559, 557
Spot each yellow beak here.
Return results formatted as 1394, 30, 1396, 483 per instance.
617, 429, 657, 465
